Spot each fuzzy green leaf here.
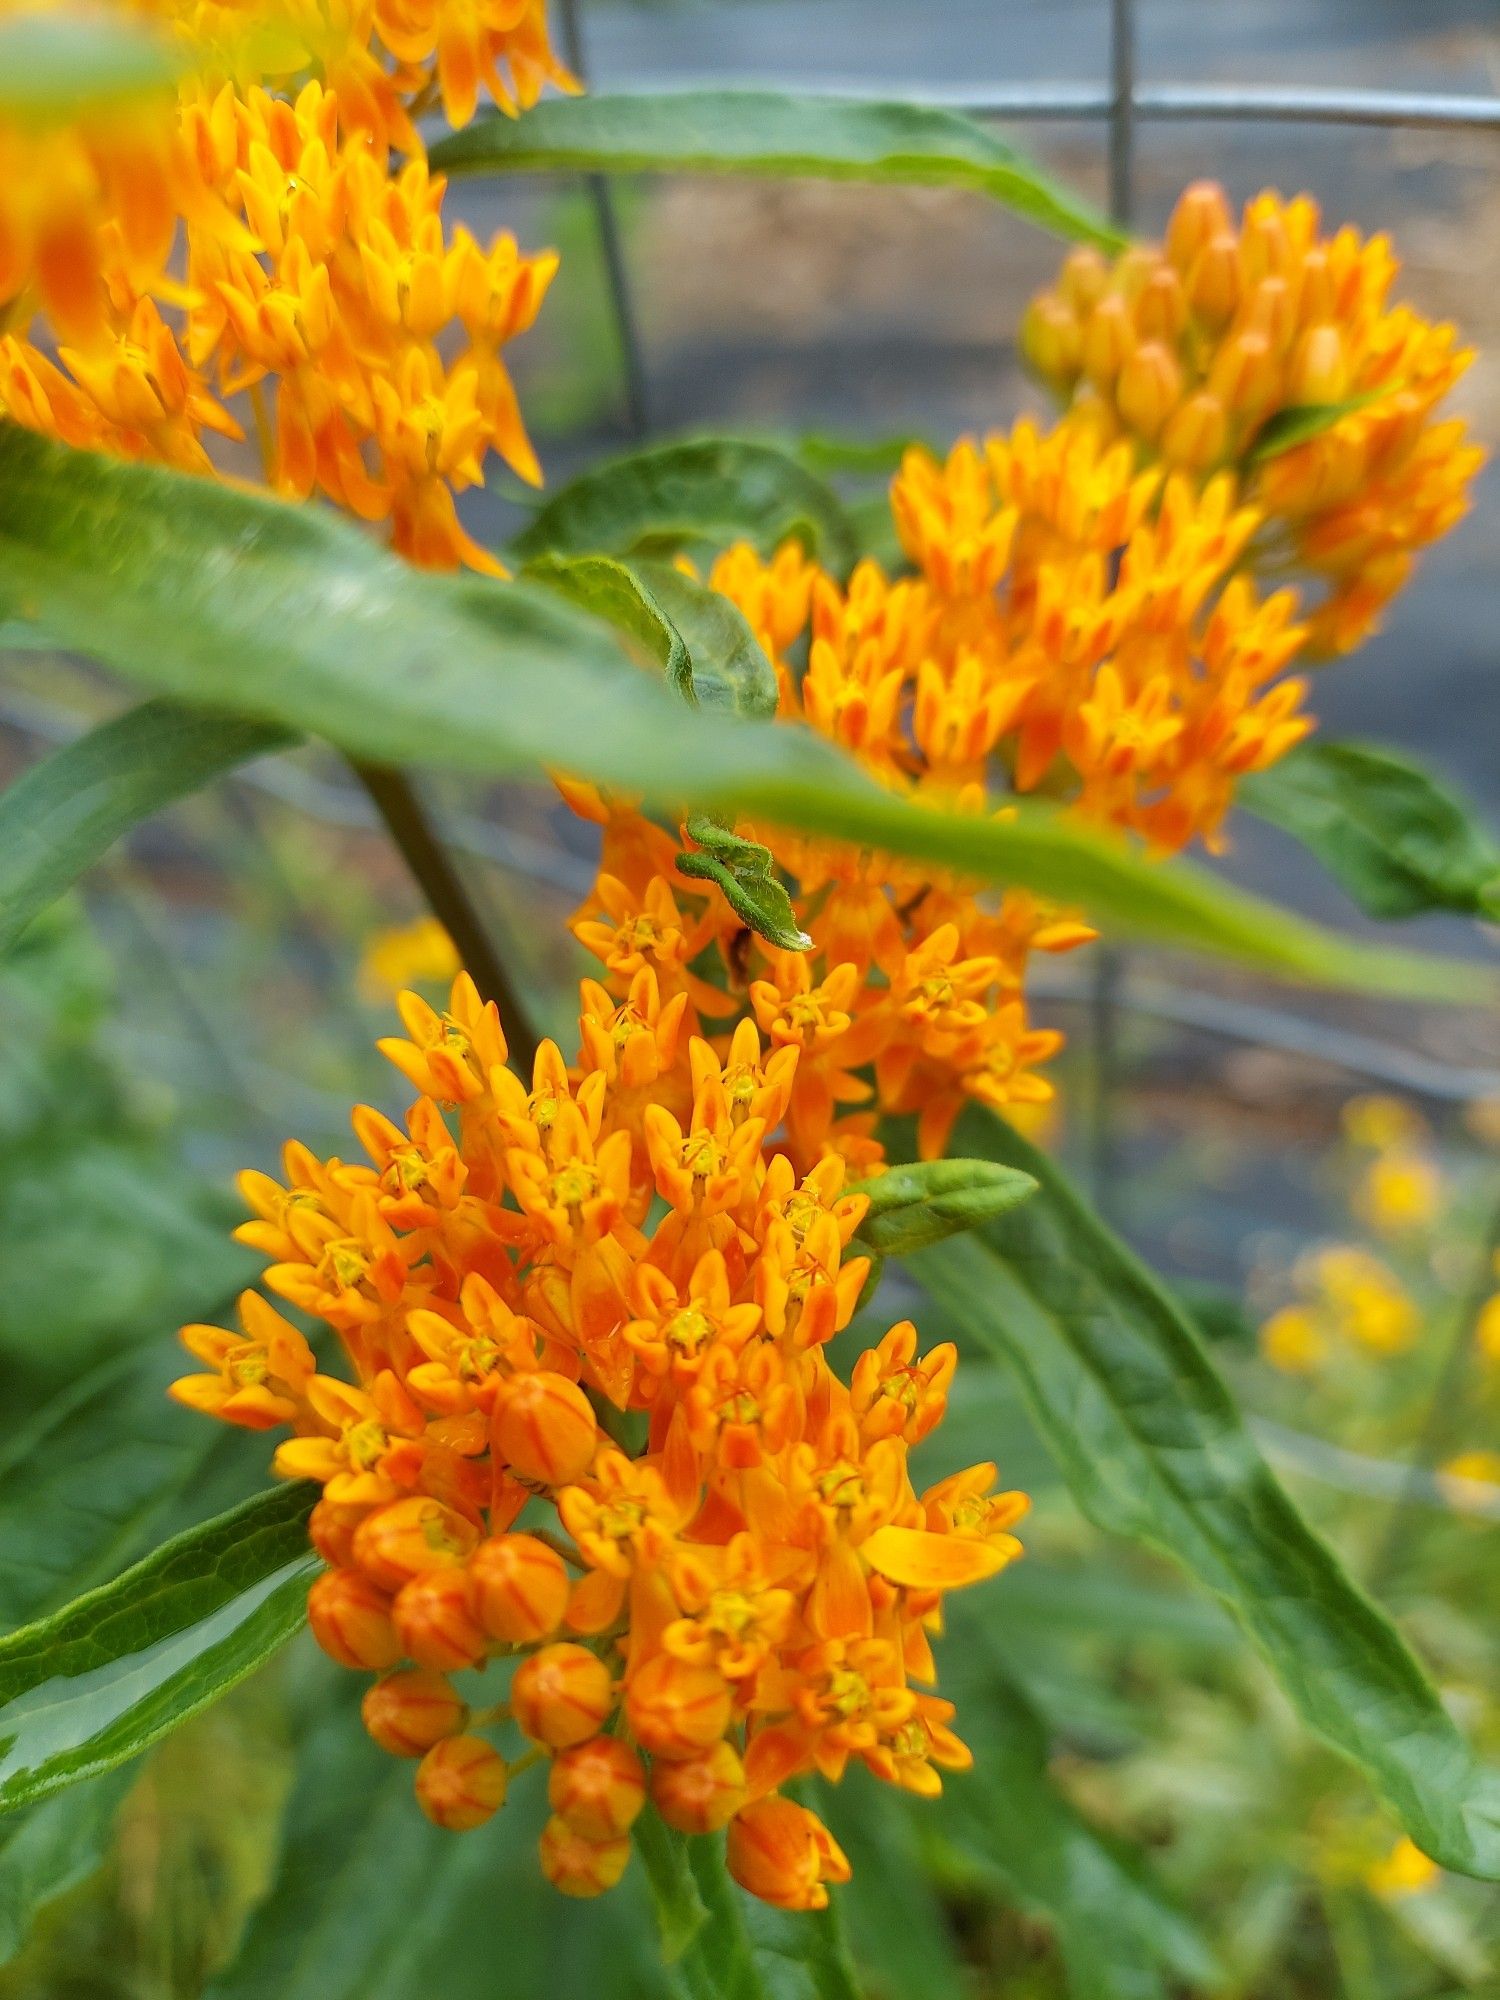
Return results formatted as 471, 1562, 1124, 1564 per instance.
892, 1106, 1500, 1881
524, 549, 690, 695
677, 813, 810, 952
850, 1156, 1037, 1255
0, 1483, 317, 1813
430, 90, 1123, 253
0, 699, 292, 955
1241, 739, 1500, 921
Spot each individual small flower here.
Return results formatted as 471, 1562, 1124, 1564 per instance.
1367, 1836, 1440, 1901
360, 916, 461, 998
727, 1798, 851, 1912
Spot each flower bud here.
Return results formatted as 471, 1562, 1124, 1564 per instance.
470, 1533, 570, 1645
548, 1735, 647, 1840
308, 1497, 365, 1568
1019, 294, 1081, 387
1161, 390, 1228, 470
394, 1567, 487, 1672
1115, 340, 1182, 443
1133, 265, 1187, 344
1165, 179, 1233, 270
307, 1567, 402, 1670
1186, 232, 1242, 328
1240, 205, 1291, 285
1238, 274, 1295, 355
1288, 322, 1347, 405
625, 1654, 733, 1761
1080, 291, 1134, 389
1058, 244, 1109, 313
493, 1372, 598, 1486
511, 1642, 614, 1747
362, 1668, 468, 1756
727, 1798, 852, 1912
1296, 245, 1335, 326
650, 1739, 747, 1834
538, 1815, 632, 1898
415, 1734, 508, 1831
352, 1494, 479, 1593
1208, 329, 1281, 421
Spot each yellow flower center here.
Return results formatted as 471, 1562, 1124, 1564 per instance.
548, 1162, 599, 1211
665, 1306, 714, 1355
345, 1418, 388, 1470
323, 1239, 370, 1289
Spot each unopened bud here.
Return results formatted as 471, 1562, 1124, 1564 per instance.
307, 1567, 401, 1670
625, 1654, 733, 1761
1019, 294, 1081, 386
1238, 274, 1295, 355
471, 1533, 571, 1646
493, 1372, 598, 1487
1240, 205, 1291, 285
1080, 291, 1135, 388
1058, 244, 1109, 312
1161, 389, 1229, 470
394, 1567, 487, 1672
415, 1734, 508, 1831
1296, 245, 1335, 326
548, 1735, 647, 1840
727, 1798, 852, 1913
1134, 264, 1187, 343
308, 1498, 365, 1569
1289, 322, 1347, 405
1186, 232, 1242, 328
1115, 340, 1183, 442
538, 1815, 632, 1898
1208, 329, 1281, 421
352, 1494, 478, 1593
1165, 180, 1234, 270
511, 1642, 614, 1747
362, 1668, 469, 1756
650, 1739, 748, 1834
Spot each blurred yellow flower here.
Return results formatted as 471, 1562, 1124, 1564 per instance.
1342, 1093, 1423, 1152
1367, 1835, 1439, 1900
1259, 1305, 1327, 1375
1437, 1450, 1500, 1515
358, 915, 460, 997
1476, 1288, 1500, 1365
1355, 1149, 1444, 1237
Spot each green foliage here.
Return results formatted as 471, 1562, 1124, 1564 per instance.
0, 1484, 317, 1812
676, 815, 811, 952
0, 699, 292, 954
429, 90, 1124, 252
0, 1767, 139, 1969
0, 13, 181, 119
850, 1156, 1038, 1255
1248, 395, 1381, 461
889, 1106, 1500, 1881
1242, 739, 1500, 920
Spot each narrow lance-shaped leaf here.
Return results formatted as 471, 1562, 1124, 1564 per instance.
1248, 393, 1381, 462
1241, 739, 1500, 921
514, 436, 859, 575
0, 1481, 317, 1813
849, 1156, 1038, 1257
0, 1766, 139, 1968
890, 1105, 1500, 1881
0, 698, 293, 954
430, 90, 1124, 253
1, 427, 1492, 1006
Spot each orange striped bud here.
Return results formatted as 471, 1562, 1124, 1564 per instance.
650, 1739, 747, 1834
1019, 294, 1081, 386
1289, 322, 1347, 405
548, 1735, 647, 1840
1080, 291, 1134, 389
471, 1533, 570, 1645
1186, 231, 1242, 328
415, 1734, 508, 1831
1208, 330, 1281, 421
394, 1567, 487, 1672
625, 1655, 733, 1761
363, 1668, 468, 1756
307, 1567, 401, 1670
511, 1642, 614, 1747
1058, 245, 1109, 313
352, 1495, 479, 1593
727, 1798, 852, 1912
1165, 179, 1233, 270
1115, 340, 1182, 442
1133, 265, 1187, 344
308, 1498, 365, 1568
538, 1815, 632, 1898
1161, 390, 1228, 470
493, 1372, 598, 1486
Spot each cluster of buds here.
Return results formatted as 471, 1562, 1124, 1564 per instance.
1022, 181, 1482, 652
174, 973, 1027, 1908
0, 0, 570, 569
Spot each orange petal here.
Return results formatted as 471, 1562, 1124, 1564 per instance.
861, 1524, 1013, 1591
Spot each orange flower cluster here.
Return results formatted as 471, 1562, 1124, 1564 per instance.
1023, 181, 1483, 653
174, 972, 1027, 1908
0, 0, 569, 568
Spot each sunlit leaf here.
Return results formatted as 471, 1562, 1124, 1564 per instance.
0, 13, 181, 120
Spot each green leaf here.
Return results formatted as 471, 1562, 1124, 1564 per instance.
524, 550, 691, 696
892, 1105, 1500, 1881
814, 1784, 966, 2000
0, 1482, 317, 1813
632, 1814, 710, 1965
1, 426, 1491, 1008
1248, 394, 1381, 461
0, 1764, 138, 1967
1241, 740, 1500, 921
678, 814, 810, 952
0, 13, 181, 120
676, 1834, 862, 2000
929, 1622, 1218, 2000
514, 436, 858, 576
849, 1156, 1037, 1255
430, 90, 1123, 253
631, 557, 780, 721
0, 699, 293, 955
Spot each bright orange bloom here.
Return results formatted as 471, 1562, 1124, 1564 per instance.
181, 972, 1027, 1904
